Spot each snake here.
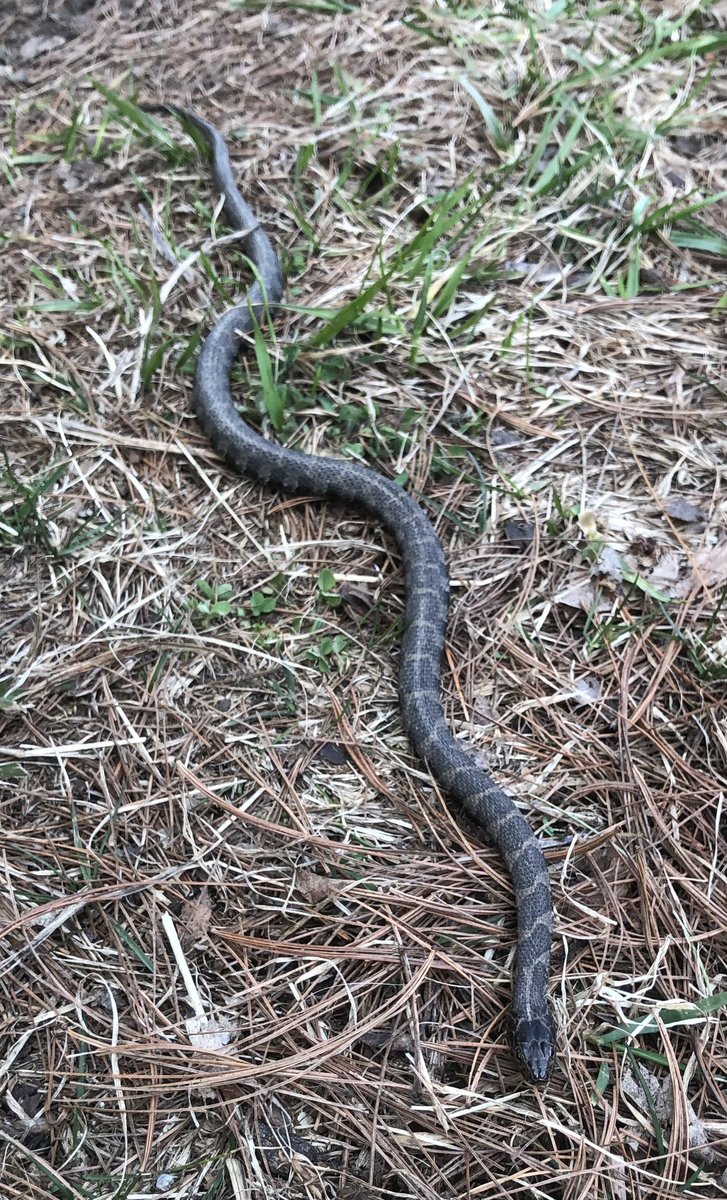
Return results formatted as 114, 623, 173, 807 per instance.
144, 104, 555, 1081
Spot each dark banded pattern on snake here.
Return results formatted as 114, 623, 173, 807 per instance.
150, 105, 556, 1081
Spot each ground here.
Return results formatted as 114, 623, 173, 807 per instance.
1, 1, 727, 1198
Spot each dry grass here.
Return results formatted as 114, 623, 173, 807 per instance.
2, 0, 727, 1197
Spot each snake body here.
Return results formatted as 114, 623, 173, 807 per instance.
152, 105, 555, 1081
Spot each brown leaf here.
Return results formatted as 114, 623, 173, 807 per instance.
693, 540, 727, 590
179, 890, 212, 950
554, 580, 611, 612
296, 869, 343, 906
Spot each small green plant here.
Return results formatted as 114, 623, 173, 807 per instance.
0, 762, 26, 780
308, 633, 349, 672
547, 489, 580, 535
189, 579, 235, 625
317, 568, 342, 608
249, 588, 278, 618
1, 457, 69, 547
0, 677, 25, 712
1, 456, 113, 556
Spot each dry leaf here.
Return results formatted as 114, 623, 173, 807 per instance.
579, 510, 600, 537
503, 518, 535, 548
185, 1014, 232, 1053
296, 869, 343, 906
662, 496, 703, 523
692, 540, 727, 590
20, 34, 67, 61
622, 1065, 713, 1161
316, 741, 350, 766
554, 579, 611, 612
179, 890, 212, 950
596, 546, 624, 583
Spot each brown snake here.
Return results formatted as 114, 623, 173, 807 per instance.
146, 104, 556, 1080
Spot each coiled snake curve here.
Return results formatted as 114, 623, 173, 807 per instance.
147, 105, 556, 1081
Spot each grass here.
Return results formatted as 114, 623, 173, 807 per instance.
1, 0, 727, 1198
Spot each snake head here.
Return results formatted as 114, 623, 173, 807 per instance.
512, 1012, 556, 1083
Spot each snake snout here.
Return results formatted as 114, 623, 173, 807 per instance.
513, 1014, 556, 1083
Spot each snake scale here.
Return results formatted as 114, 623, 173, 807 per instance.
147, 104, 555, 1081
